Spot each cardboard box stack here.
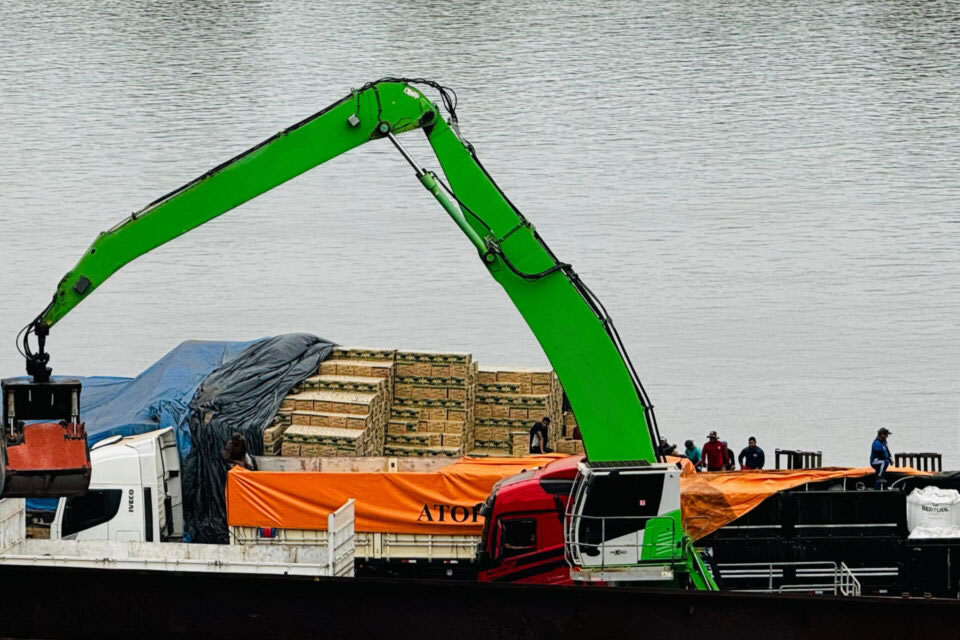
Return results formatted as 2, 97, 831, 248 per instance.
555, 409, 585, 455
277, 347, 394, 457
473, 366, 563, 456
262, 414, 290, 456
387, 350, 477, 456
262, 347, 572, 460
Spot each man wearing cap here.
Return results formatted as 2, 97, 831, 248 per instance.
701, 431, 729, 472
870, 428, 893, 490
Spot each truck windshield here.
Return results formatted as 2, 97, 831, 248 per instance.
62, 489, 122, 537
579, 472, 664, 543
500, 518, 537, 558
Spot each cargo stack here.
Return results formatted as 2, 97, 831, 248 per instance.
262, 414, 290, 456
276, 347, 394, 457
313, 347, 396, 407
554, 409, 585, 455
473, 366, 563, 456
262, 346, 571, 460
387, 350, 477, 456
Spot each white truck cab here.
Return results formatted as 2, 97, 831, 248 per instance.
50, 427, 183, 542
564, 460, 684, 584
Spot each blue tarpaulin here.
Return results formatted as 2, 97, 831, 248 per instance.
26, 339, 260, 511
24, 334, 334, 540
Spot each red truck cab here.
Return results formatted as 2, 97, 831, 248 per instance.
476, 455, 584, 584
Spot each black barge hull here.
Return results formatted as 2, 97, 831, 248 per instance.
0, 564, 953, 639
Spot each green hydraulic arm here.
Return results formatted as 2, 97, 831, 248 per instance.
20, 78, 661, 464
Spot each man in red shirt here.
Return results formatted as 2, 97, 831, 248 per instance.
701, 431, 729, 472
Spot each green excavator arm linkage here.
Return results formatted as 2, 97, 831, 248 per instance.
28, 79, 660, 464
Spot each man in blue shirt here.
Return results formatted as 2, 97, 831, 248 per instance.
870, 427, 893, 490
738, 437, 765, 470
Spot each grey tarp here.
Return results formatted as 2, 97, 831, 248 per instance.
183, 333, 334, 543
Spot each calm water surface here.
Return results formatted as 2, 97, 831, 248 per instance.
1, 0, 958, 466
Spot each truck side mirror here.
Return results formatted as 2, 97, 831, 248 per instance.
476, 549, 491, 570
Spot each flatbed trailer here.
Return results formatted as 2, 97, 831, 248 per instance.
231, 524, 478, 579
229, 455, 552, 579
1, 498, 355, 577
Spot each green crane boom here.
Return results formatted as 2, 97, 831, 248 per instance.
19, 79, 717, 590
23, 79, 661, 464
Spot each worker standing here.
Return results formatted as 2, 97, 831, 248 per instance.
529, 417, 553, 454
683, 440, 702, 468
701, 431, 729, 472
870, 427, 893, 490
658, 436, 678, 457
738, 437, 765, 470
722, 441, 736, 470
222, 432, 254, 470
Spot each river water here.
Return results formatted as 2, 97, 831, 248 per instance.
1, 0, 958, 467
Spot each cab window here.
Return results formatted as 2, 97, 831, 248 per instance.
61, 489, 122, 537
499, 518, 537, 558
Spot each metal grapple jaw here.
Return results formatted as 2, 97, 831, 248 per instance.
1, 378, 91, 498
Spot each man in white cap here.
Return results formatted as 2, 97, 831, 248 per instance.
701, 431, 729, 472
870, 427, 893, 489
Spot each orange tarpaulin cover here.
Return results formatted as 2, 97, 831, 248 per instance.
680, 466, 929, 540
229, 453, 929, 540
227, 454, 565, 535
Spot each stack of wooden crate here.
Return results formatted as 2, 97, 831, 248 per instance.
387, 350, 477, 457
473, 366, 563, 456
276, 347, 394, 457
262, 414, 290, 456
554, 409, 585, 455
262, 346, 573, 460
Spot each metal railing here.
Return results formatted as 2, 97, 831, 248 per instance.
716, 560, 861, 596
894, 452, 941, 472
837, 562, 861, 597
564, 513, 682, 571
775, 449, 823, 469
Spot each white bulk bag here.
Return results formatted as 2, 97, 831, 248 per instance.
908, 526, 960, 539
906, 486, 960, 532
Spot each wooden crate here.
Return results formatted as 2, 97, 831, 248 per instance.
383, 444, 460, 458
287, 389, 383, 416
285, 425, 362, 446
262, 423, 288, 456
298, 374, 387, 396
330, 347, 396, 362
319, 359, 395, 381
476, 416, 530, 430
300, 443, 339, 457
443, 433, 463, 448
396, 349, 472, 379
291, 411, 374, 430
556, 438, 585, 455
511, 432, 529, 456
385, 432, 433, 447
